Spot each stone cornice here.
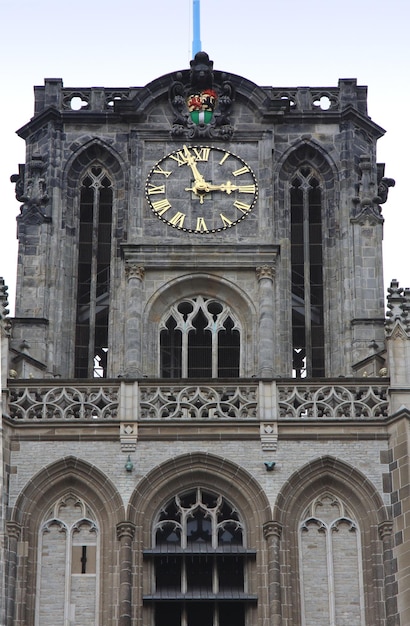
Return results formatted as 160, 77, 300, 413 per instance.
121, 243, 279, 269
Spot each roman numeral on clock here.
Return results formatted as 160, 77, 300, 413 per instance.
232, 166, 250, 177
147, 183, 166, 195
233, 200, 251, 213
152, 199, 172, 215
169, 212, 186, 228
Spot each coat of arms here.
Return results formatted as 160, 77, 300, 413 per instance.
169, 52, 234, 139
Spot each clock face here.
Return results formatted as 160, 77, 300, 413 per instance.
145, 145, 258, 233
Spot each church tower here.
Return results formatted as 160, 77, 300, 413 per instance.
1, 52, 408, 626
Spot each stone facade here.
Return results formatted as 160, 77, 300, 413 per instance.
0, 52, 408, 625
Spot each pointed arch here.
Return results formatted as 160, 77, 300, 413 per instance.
276, 141, 340, 377
10, 456, 125, 626
274, 455, 390, 626
128, 452, 271, 625
60, 140, 127, 377
144, 273, 258, 377
276, 137, 339, 186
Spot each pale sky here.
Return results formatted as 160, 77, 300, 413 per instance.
1, 0, 408, 314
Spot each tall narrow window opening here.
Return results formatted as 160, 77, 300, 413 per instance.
299, 493, 365, 626
36, 494, 99, 626
160, 297, 240, 378
291, 168, 324, 377
144, 488, 256, 626
75, 166, 112, 378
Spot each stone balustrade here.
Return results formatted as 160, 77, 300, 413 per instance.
6, 379, 389, 422
33, 79, 363, 115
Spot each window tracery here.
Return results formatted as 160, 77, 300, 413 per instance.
160, 296, 240, 378
290, 165, 325, 377
299, 493, 365, 626
36, 494, 99, 626
75, 165, 112, 378
145, 487, 255, 626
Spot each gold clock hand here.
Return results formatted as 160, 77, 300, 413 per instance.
183, 145, 206, 185
204, 181, 238, 194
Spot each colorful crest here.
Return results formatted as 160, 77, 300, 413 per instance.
187, 89, 218, 125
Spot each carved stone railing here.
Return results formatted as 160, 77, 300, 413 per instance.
6, 380, 389, 423
277, 383, 389, 419
35, 79, 364, 116
139, 384, 258, 420
8, 383, 119, 421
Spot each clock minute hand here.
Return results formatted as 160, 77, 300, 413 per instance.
183, 145, 206, 185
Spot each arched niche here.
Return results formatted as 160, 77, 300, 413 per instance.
9, 456, 125, 626
128, 451, 271, 625
273, 455, 390, 626
143, 273, 258, 377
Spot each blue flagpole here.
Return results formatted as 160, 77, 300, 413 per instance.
192, 0, 202, 56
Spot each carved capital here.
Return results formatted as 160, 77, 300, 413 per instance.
378, 520, 393, 541
125, 264, 145, 282
256, 265, 275, 282
116, 521, 136, 541
263, 520, 282, 541
6, 521, 22, 540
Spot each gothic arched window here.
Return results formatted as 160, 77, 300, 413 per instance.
144, 487, 256, 626
75, 166, 112, 378
290, 166, 325, 377
35, 494, 99, 626
160, 296, 240, 378
299, 493, 365, 625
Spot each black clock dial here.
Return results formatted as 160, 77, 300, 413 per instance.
145, 145, 258, 233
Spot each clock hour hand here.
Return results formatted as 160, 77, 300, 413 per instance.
203, 181, 238, 194
203, 181, 256, 195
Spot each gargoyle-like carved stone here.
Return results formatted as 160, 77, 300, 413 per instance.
12, 155, 51, 238
0, 278, 11, 337
377, 177, 395, 204
351, 155, 384, 225
385, 279, 410, 337
169, 51, 235, 139
10, 164, 26, 202
0, 279, 9, 320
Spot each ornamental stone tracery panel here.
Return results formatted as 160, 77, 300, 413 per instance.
159, 295, 241, 378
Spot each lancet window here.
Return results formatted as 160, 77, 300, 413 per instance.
36, 494, 99, 626
74, 166, 112, 378
160, 296, 240, 378
299, 493, 364, 626
144, 487, 256, 626
290, 166, 325, 377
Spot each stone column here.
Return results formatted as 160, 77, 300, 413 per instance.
5, 522, 21, 626
256, 265, 275, 377
124, 264, 145, 377
378, 521, 398, 626
263, 520, 282, 626
116, 522, 136, 626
